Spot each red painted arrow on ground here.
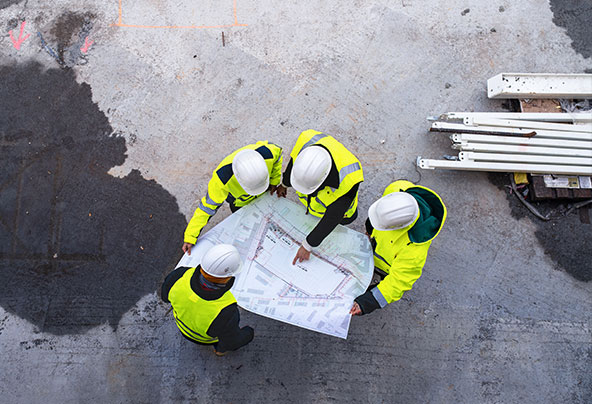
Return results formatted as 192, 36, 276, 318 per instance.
80, 36, 94, 53
9, 21, 30, 50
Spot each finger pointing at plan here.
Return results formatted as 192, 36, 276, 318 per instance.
292, 245, 311, 265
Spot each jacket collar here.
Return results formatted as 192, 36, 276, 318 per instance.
190, 267, 235, 301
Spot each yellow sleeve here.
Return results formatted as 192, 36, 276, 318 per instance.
183, 175, 228, 243
383, 180, 416, 196
268, 143, 283, 186
375, 242, 430, 305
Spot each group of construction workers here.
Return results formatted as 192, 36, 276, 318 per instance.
161, 130, 447, 356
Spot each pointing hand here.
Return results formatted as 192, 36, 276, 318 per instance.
292, 245, 311, 265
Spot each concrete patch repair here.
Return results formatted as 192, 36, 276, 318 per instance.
0, 63, 186, 334
0, 1, 591, 403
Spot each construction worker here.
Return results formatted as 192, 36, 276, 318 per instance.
279, 130, 364, 265
161, 244, 254, 355
350, 180, 446, 316
182, 141, 283, 255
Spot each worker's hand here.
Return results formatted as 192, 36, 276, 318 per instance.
350, 302, 362, 316
365, 231, 371, 242
182, 242, 194, 255
270, 184, 287, 198
292, 245, 311, 265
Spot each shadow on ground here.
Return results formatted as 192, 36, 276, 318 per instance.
550, 0, 592, 59
0, 62, 187, 334
488, 173, 592, 282
0, 0, 22, 10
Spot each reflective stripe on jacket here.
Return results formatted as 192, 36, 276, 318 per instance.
168, 267, 237, 344
373, 180, 446, 305
289, 130, 363, 218
184, 141, 283, 243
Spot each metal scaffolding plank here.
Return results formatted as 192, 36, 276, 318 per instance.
418, 158, 592, 175
454, 142, 592, 158
487, 73, 592, 99
466, 117, 592, 133
451, 133, 592, 149
436, 112, 592, 123
459, 152, 592, 166
431, 121, 592, 141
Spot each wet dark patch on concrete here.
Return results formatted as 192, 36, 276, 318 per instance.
488, 173, 591, 282
43, 11, 95, 66
549, 0, 592, 58
0, 0, 22, 10
50, 12, 94, 45
6, 17, 20, 29
0, 62, 187, 335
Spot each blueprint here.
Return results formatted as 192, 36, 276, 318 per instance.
176, 195, 374, 339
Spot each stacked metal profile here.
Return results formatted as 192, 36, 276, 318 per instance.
418, 73, 592, 176
418, 112, 592, 175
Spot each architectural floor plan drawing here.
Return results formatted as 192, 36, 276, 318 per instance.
177, 195, 374, 339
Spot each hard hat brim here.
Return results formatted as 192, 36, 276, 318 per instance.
201, 262, 244, 278
200, 244, 244, 277
368, 194, 419, 231
240, 177, 269, 196
232, 149, 270, 196
368, 199, 393, 231
290, 146, 332, 195
290, 170, 323, 195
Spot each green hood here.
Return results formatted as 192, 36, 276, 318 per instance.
406, 187, 445, 244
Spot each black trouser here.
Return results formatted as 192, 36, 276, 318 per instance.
181, 332, 216, 346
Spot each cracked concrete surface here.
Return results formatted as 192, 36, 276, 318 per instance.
0, 0, 591, 403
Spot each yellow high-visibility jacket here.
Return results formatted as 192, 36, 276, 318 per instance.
168, 267, 237, 344
371, 180, 446, 306
289, 130, 363, 218
184, 141, 283, 243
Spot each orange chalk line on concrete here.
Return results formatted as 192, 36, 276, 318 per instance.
114, 0, 247, 29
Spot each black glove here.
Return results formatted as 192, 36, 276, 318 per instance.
354, 289, 381, 315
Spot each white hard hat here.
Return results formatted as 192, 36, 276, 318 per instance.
290, 146, 332, 194
201, 244, 242, 277
232, 149, 269, 195
368, 192, 420, 231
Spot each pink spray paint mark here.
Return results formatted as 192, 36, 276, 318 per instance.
9, 21, 30, 50
80, 37, 94, 53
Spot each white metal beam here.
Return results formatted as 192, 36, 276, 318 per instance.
487, 73, 592, 99
459, 152, 592, 166
418, 158, 592, 175
454, 142, 592, 158
451, 133, 592, 150
435, 112, 592, 123
431, 121, 592, 141
465, 117, 592, 133
431, 121, 534, 135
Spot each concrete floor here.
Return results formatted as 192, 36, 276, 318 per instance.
1, 0, 591, 403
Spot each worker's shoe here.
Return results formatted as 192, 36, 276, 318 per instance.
213, 347, 226, 357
